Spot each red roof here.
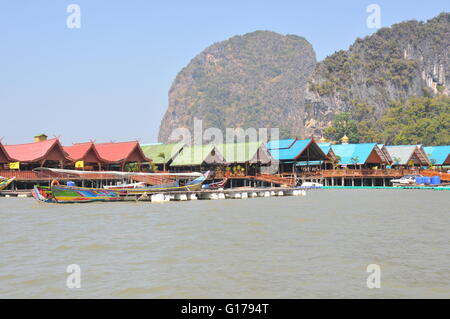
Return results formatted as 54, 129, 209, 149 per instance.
0, 143, 13, 163
64, 143, 106, 163
4, 138, 68, 162
94, 141, 150, 163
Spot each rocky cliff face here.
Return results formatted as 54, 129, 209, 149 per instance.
304, 12, 450, 137
158, 31, 316, 142
158, 13, 449, 142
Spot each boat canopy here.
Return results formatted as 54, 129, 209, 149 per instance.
33, 167, 203, 177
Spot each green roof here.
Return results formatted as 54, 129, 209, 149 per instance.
170, 144, 223, 167
140, 143, 184, 164
215, 142, 266, 163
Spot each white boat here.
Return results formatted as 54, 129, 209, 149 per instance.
390, 174, 422, 187
299, 182, 323, 188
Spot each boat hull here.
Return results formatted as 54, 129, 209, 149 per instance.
32, 186, 57, 203
51, 185, 121, 203
110, 171, 209, 195
0, 177, 16, 191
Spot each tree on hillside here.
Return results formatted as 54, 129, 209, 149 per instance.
324, 112, 360, 143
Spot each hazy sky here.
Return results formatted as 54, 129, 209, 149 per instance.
1, 0, 448, 145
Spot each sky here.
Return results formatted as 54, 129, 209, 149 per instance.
0, 0, 448, 145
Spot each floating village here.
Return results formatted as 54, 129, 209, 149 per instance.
0, 134, 449, 203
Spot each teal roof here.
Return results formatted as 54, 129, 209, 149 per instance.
317, 142, 332, 155
296, 160, 323, 166
423, 145, 450, 165
268, 139, 312, 161
331, 143, 377, 165
266, 139, 296, 150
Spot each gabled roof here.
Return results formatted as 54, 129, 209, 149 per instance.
215, 142, 272, 164
268, 139, 326, 161
385, 145, 429, 165
0, 142, 13, 163
64, 143, 106, 163
3, 138, 68, 163
170, 144, 225, 167
266, 139, 297, 150
331, 143, 387, 165
317, 142, 337, 160
377, 144, 392, 163
94, 141, 150, 163
140, 143, 185, 164
423, 145, 450, 165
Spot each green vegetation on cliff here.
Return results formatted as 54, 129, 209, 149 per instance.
325, 95, 450, 145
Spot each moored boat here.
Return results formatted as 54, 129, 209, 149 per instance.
117, 171, 210, 195
0, 176, 16, 191
31, 185, 57, 203
50, 184, 122, 203
202, 171, 230, 189
31, 168, 210, 203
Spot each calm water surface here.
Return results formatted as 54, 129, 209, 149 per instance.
0, 189, 449, 298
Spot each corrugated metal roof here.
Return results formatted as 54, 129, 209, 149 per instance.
215, 142, 269, 163
266, 139, 297, 150
141, 143, 185, 164
385, 145, 418, 165
4, 138, 67, 162
317, 142, 331, 156
0, 143, 13, 163
268, 139, 312, 161
331, 143, 377, 165
423, 145, 450, 165
64, 143, 95, 161
95, 141, 149, 163
170, 144, 225, 167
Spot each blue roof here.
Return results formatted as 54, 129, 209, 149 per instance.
317, 142, 331, 155
331, 143, 377, 165
296, 160, 323, 166
268, 139, 312, 161
423, 145, 450, 165
266, 139, 296, 150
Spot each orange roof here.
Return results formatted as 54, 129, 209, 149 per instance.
0, 143, 13, 163
64, 143, 107, 163
94, 141, 150, 163
4, 138, 68, 162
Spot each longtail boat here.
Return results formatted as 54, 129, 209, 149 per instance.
50, 184, 121, 203
115, 171, 210, 195
32, 184, 121, 204
0, 176, 16, 191
31, 186, 56, 203
202, 171, 230, 189
31, 168, 210, 203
